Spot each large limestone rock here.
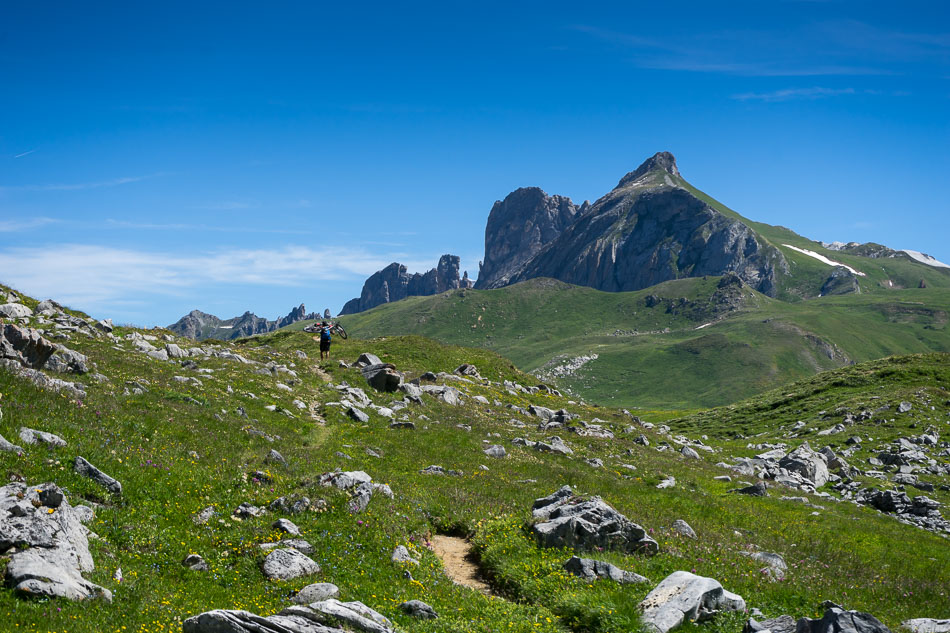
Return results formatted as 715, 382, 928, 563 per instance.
74, 456, 122, 495
184, 600, 396, 633
779, 442, 829, 488
0, 303, 33, 319
1, 482, 112, 602
1, 323, 57, 368
261, 548, 321, 580
798, 605, 891, 633
563, 555, 648, 584
639, 570, 745, 633
361, 363, 403, 392
903, 620, 950, 633
531, 486, 658, 555
340, 254, 471, 315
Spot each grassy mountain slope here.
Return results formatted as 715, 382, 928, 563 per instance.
311, 279, 950, 409
2, 285, 949, 632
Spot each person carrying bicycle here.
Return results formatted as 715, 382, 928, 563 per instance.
304, 320, 346, 360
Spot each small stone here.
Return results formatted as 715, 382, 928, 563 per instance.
399, 599, 438, 619
672, 519, 696, 539
182, 554, 209, 572
273, 518, 300, 535
293, 583, 340, 604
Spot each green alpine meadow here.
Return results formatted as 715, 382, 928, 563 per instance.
1, 278, 949, 633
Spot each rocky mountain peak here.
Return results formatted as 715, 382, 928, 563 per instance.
340, 254, 472, 314
616, 151, 679, 188
475, 187, 580, 290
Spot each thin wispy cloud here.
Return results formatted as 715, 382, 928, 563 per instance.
732, 87, 857, 102
0, 244, 437, 317
572, 20, 948, 77
191, 200, 257, 210
13, 149, 37, 159
0, 217, 58, 232
103, 219, 312, 235
0, 172, 168, 193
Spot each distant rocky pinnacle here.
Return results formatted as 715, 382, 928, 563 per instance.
168, 304, 320, 341
480, 151, 786, 296
340, 254, 473, 315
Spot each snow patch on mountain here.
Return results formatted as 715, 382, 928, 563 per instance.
782, 244, 866, 277
901, 250, 950, 269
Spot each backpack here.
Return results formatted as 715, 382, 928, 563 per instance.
320, 327, 331, 343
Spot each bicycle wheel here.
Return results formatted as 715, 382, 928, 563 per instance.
333, 324, 348, 339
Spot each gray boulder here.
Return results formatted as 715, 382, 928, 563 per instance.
347, 406, 370, 423
354, 352, 383, 367
1, 482, 112, 602
531, 486, 658, 555
0, 303, 33, 318
182, 554, 209, 571
535, 436, 573, 455
287, 599, 395, 633
797, 606, 891, 633
400, 600, 438, 619
779, 442, 829, 487
746, 615, 797, 633
73, 456, 122, 495
639, 570, 746, 633
739, 551, 787, 580
671, 519, 697, 539
261, 548, 320, 581
681, 446, 701, 460
233, 502, 265, 519
46, 345, 89, 374
484, 444, 507, 458
903, 620, 950, 633
19, 427, 67, 447
391, 545, 419, 565
293, 583, 340, 605
0, 432, 24, 454
563, 555, 648, 584
1, 323, 57, 368
731, 481, 768, 497
362, 363, 403, 392
273, 518, 301, 535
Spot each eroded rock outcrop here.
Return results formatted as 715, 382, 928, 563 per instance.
1, 482, 111, 602
340, 254, 472, 315
531, 485, 658, 554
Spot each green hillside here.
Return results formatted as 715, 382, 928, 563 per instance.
2, 284, 949, 632
311, 278, 950, 409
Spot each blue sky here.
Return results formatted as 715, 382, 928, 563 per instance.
2, 1, 948, 326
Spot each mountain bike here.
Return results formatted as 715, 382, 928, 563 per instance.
304, 322, 348, 339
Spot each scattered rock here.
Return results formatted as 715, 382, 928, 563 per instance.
193, 506, 215, 525
798, 605, 891, 633
0, 303, 33, 319
730, 482, 768, 497
18, 427, 67, 447
261, 548, 321, 581
639, 570, 746, 633
779, 442, 829, 488
681, 446, 700, 460
73, 456, 122, 495
293, 582, 340, 605
745, 615, 797, 633
391, 545, 419, 565
233, 503, 265, 519
362, 363, 404, 392
266, 449, 287, 465
183, 600, 395, 633
0, 431, 24, 454
484, 444, 507, 458
273, 518, 301, 535
1, 482, 112, 602
182, 554, 209, 572
671, 519, 696, 539
657, 476, 676, 490
400, 599, 439, 619
347, 407, 370, 423
738, 551, 787, 580
903, 620, 950, 633
563, 555, 648, 584
898, 401, 913, 414
531, 485, 658, 555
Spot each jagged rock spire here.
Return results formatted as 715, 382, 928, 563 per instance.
616, 151, 679, 188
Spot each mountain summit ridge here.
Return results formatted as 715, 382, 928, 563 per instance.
479, 151, 785, 296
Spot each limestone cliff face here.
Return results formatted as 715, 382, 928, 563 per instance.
475, 188, 583, 290
489, 152, 786, 296
340, 254, 472, 315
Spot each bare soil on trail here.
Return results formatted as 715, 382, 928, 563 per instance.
430, 535, 493, 594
